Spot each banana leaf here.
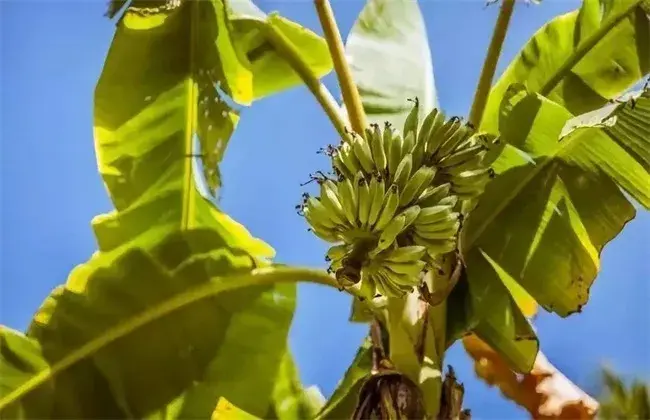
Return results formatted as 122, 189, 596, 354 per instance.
344, 0, 438, 129
463, 0, 649, 372
462, 87, 650, 372
0, 327, 55, 419
481, 0, 650, 134
5, 1, 331, 417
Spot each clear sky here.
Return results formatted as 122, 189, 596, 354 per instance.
1, 0, 649, 417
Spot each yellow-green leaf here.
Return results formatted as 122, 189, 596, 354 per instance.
0, 327, 54, 419
481, 0, 650, 134
344, 0, 438, 128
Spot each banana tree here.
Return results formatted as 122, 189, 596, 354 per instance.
1, 0, 648, 418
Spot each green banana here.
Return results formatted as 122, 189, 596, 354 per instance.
337, 177, 358, 226
417, 183, 452, 206
332, 152, 354, 180
452, 168, 492, 184
326, 244, 349, 261
402, 131, 415, 157
398, 205, 421, 230
399, 165, 436, 206
417, 108, 439, 147
393, 153, 413, 191
412, 236, 457, 258
373, 269, 409, 297
383, 245, 427, 263
378, 267, 418, 292
309, 226, 340, 243
426, 115, 455, 156
385, 260, 426, 277
340, 141, 361, 175
373, 183, 400, 232
305, 197, 339, 229
374, 214, 407, 255
367, 177, 386, 228
416, 223, 460, 240
403, 98, 420, 140
438, 195, 458, 208
320, 180, 348, 225
388, 131, 404, 176
357, 176, 372, 227
353, 135, 375, 173
414, 205, 454, 225
438, 144, 486, 168
370, 125, 387, 171
436, 123, 473, 158
424, 110, 447, 156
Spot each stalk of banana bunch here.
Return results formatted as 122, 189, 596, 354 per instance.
299, 99, 502, 298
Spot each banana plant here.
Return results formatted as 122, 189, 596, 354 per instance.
1, 0, 649, 419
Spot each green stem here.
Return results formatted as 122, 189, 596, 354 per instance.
264, 16, 349, 140
539, 0, 642, 96
468, 0, 516, 128
0, 266, 339, 411
314, 0, 368, 135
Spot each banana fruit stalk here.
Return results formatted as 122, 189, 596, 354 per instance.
299, 100, 501, 298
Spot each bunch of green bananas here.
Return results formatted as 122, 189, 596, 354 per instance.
300, 100, 501, 299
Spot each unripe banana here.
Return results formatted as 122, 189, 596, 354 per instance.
374, 214, 407, 255
379, 267, 418, 292
388, 131, 404, 176
415, 205, 454, 225
416, 222, 460, 240
309, 227, 340, 243
412, 236, 457, 258
398, 205, 421, 230
373, 184, 400, 232
337, 177, 358, 226
436, 123, 473, 158
416, 216, 460, 235
352, 134, 375, 174
320, 180, 348, 225
426, 115, 455, 156
411, 139, 427, 169
305, 197, 339, 229
370, 125, 387, 171
367, 177, 386, 228
393, 153, 413, 190
339, 142, 361, 175
438, 195, 459, 208
357, 176, 372, 227
417, 183, 452, 207
417, 108, 439, 147
326, 244, 349, 261
402, 131, 416, 157
403, 98, 420, 140
385, 260, 426, 277
373, 269, 409, 297
332, 153, 354, 180
438, 144, 486, 168
399, 165, 437, 206
382, 245, 427, 263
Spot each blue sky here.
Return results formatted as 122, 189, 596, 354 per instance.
1, 0, 648, 417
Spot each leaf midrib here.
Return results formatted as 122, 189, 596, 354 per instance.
539, 0, 643, 96
182, 1, 199, 230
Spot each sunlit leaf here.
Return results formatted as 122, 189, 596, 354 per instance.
0, 327, 54, 419
8, 1, 332, 416
344, 0, 438, 129
481, 0, 650, 134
